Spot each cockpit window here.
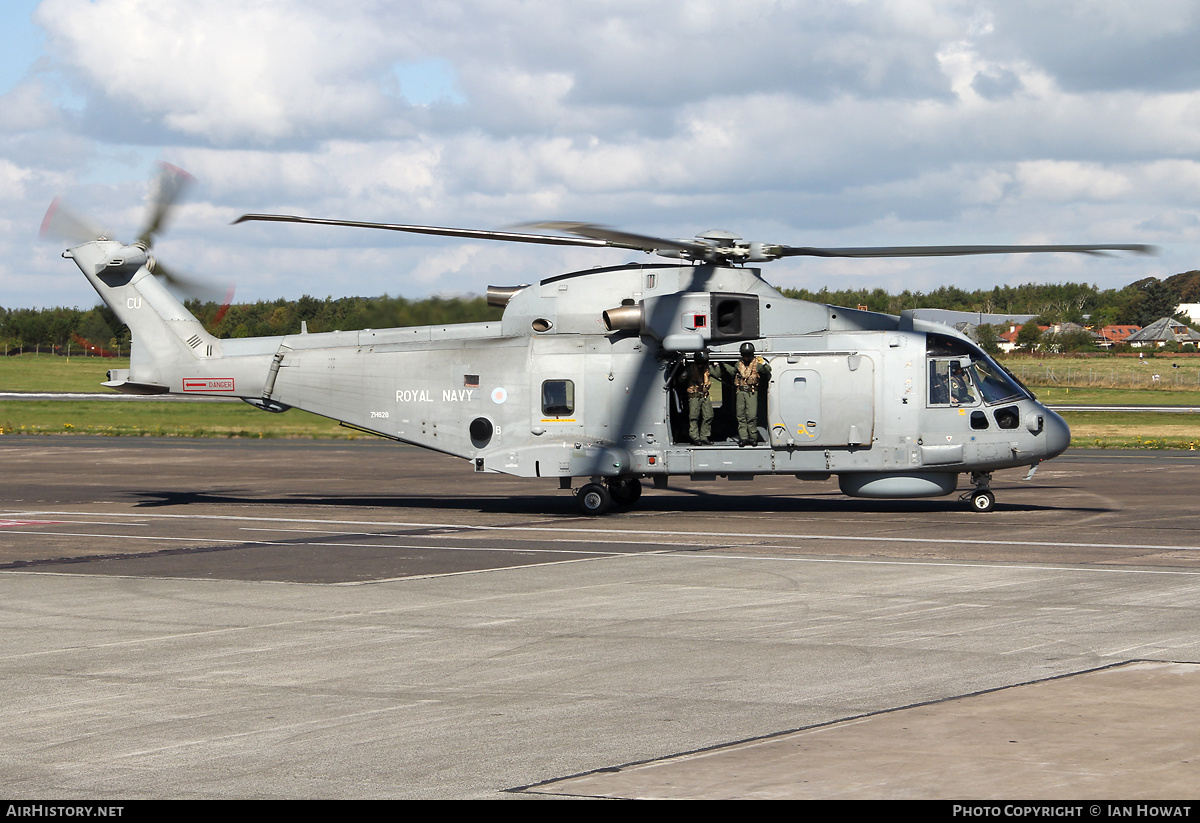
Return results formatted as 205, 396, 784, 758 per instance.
929, 359, 979, 406
926, 332, 1031, 406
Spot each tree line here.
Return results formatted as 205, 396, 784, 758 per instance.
780, 269, 1200, 328
1, 294, 501, 355
4, 270, 1199, 355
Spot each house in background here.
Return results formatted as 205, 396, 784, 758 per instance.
1125, 317, 1200, 348
997, 323, 1050, 353
1049, 321, 1098, 337
1096, 325, 1141, 348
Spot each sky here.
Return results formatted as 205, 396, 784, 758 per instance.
2, 0, 1199, 310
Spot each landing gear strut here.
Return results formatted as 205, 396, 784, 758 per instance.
961, 471, 995, 513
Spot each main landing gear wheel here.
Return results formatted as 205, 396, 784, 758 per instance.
607, 476, 642, 506
577, 483, 612, 516
969, 489, 996, 512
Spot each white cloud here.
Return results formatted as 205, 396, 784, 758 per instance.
411, 244, 482, 286
1015, 161, 1134, 203
980, 0, 1200, 94
5, 0, 1199, 309
0, 77, 62, 132
36, 0, 408, 144
0, 157, 35, 201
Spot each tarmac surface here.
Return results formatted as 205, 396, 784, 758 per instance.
2, 436, 1199, 799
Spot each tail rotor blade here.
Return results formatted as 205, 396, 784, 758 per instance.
39, 198, 111, 245
153, 259, 235, 308
137, 162, 194, 248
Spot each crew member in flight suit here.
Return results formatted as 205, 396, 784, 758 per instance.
680, 350, 718, 445
726, 342, 771, 446
949, 362, 974, 405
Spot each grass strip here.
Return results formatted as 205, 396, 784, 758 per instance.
0, 354, 129, 393
0, 400, 362, 439
1058, 410, 1200, 450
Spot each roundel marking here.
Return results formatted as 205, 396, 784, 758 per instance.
491, 387, 508, 404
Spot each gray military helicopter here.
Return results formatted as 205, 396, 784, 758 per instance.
47, 165, 1152, 515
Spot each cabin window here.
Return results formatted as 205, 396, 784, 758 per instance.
541, 380, 575, 417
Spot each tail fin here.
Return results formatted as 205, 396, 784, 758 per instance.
67, 240, 221, 393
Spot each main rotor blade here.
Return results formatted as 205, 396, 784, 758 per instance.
233, 214, 612, 248
137, 163, 194, 248
520, 221, 705, 254
234, 214, 1157, 262
776, 243, 1157, 259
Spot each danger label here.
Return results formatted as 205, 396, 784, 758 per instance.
183, 377, 235, 392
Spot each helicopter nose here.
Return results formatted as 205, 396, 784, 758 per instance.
1042, 408, 1071, 459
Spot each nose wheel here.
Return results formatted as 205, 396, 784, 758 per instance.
968, 489, 995, 512
962, 472, 995, 512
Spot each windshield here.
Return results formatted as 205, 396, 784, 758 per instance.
968, 357, 1030, 404
926, 332, 1030, 406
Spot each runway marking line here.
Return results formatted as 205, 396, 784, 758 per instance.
6, 512, 1200, 586
7, 509, 1200, 555
0, 529, 638, 557
6, 535, 1200, 585
8, 521, 1200, 563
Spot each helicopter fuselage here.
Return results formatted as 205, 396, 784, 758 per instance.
68, 238, 1067, 514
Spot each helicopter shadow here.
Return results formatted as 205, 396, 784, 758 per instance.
618, 487, 1111, 516
127, 487, 1111, 517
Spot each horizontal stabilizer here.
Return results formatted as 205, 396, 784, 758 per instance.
102, 370, 170, 395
